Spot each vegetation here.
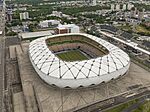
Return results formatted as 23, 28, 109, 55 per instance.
134, 3, 150, 11
57, 50, 88, 61
28, 23, 38, 32
105, 99, 139, 112
116, 24, 132, 32
58, 6, 109, 15
135, 25, 150, 36
11, 20, 22, 26
12, 0, 78, 5
117, 24, 150, 36
83, 14, 106, 24
132, 100, 150, 112
6, 31, 17, 36
28, 5, 54, 18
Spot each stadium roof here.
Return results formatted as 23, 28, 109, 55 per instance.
29, 33, 130, 88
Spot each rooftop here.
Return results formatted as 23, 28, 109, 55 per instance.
18, 30, 53, 39
0, 31, 2, 35
57, 24, 79, 29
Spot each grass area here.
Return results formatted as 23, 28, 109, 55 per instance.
61, 6, 109, 15
117, 24, 150, 36
136, 25, 150, 33
56, 50, 88, 62
135, 25, 150, 36
132, 100, 150, 112
105, 99, 139, 112
116, 25, 132, 32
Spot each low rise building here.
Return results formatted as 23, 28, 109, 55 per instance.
20, 12, 29, 20
55, 24, 80, 34
18, 30, 53, 40
127, 3, 134, 10
122, 4, 127, 10
115, 4, 120, 11
92, 0, 97, 6
51, 11, 62, 17
39, 20, 60, 28
110, 4, 115, 11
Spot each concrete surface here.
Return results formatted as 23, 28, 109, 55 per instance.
13, 92, 25, 112
16, 42, 150, 112
9, 45, 16, 60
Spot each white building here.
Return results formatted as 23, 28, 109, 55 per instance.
51, 11, 62, 17
122, 4, 127, 10
111, 4, 115, 11
0, 31, 2, 35
115, 4, 120, 11
92, 0, 97, 6
127, 3, 134, 10
6, 9, 12, 21
56, 24, 80, 34
130, 7, 137, 18
39, 20, 60, 28
138, 36, 150, 41
20, 12, 29, 20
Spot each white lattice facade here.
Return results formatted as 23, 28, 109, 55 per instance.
29, 33, 130, 88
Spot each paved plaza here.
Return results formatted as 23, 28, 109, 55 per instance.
13, 42, 150, 112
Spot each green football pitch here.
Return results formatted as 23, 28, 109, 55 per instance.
56, 50, 88, 62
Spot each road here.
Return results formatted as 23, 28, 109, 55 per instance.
99, 31, 150, 55
0, 1, 6, 111
122, 96, 145, 112
101, 92, 150, 112
73, 86, 150, 112
0, 36, 5, 112
0, 42, 2, 64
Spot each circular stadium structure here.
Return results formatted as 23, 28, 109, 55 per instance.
29, 33, 130, 88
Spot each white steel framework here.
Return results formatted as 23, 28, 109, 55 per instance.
29, 33, 130, 88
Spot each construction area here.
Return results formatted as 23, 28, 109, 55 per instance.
4, 41, 150, 112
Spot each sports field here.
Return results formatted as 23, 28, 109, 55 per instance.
56, 50, 88, 61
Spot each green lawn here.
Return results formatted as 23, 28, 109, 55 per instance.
56, 50, 88, 62
105, 99, 139, 112
116, 25, 132, 32
132, 100, 150, 112
135, 25, 150, 34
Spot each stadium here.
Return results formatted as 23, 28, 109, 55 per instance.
29, 33, 130, 88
